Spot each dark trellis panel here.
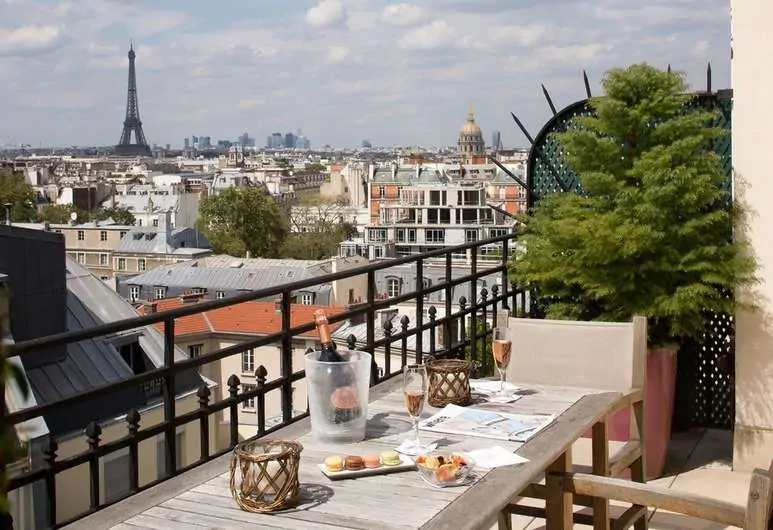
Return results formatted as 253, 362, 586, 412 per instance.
517, 68, 735, 430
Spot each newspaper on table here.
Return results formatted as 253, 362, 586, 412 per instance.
419, 404, 555, 443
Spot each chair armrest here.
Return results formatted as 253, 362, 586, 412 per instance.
558, 472, 745, 528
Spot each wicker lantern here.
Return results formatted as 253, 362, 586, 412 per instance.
229, 439, 303, 513
426, 358, 472, 407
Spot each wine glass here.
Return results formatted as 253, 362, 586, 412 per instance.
492, 328, 512, 394
403, 364, 430, 455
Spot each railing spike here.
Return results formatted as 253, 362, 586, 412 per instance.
510, 112, 536, 146
582, 70, 592, 98
541, 84, 558, 116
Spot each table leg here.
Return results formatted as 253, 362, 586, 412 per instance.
545, 450, 572, 530
592, 421, 611, 530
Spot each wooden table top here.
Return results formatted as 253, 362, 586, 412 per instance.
67, 378, 625, 530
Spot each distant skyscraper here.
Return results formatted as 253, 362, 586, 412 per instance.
492, 131, 503, 151
184, 138, 190, 150
285, 133, 296, 149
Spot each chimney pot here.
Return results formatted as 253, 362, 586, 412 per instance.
146, 302, 157, 314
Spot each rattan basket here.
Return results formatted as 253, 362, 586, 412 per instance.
229, 439, 303, 513
426, 358, 472, 407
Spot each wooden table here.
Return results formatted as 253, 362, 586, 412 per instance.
67, 378, 626, 530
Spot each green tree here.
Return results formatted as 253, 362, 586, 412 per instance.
92, 206, 136, 226
280, 197, 357, 260
304, 163, 327, 173
38, 204, 88, 224
0, 170, 37, 223
510, 64, 757, 347
197, 186, 288, 257
1, 286, 28, 518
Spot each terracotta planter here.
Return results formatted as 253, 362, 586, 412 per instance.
583, 347, 678, 480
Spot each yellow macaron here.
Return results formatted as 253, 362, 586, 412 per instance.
380, 450, 401, 466
324, 455, 344, 472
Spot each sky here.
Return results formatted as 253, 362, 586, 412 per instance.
0, 0, 731, 149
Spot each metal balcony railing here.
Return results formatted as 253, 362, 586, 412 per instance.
2, 233, 530, 529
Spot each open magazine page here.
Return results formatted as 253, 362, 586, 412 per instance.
419, 404, 555, 442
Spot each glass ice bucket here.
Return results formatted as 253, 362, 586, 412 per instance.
304, 350, 372, 443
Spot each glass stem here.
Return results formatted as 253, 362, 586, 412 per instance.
500, 370, 506, 392
413, 416, 421, 449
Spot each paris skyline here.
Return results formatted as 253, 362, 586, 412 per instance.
0, 0, 731, 148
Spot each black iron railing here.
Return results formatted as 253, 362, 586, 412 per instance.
3, 234, 529, 529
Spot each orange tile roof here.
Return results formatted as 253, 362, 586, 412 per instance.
139, 298, 347, 338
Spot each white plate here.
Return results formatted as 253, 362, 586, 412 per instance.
318, 454, 416, 480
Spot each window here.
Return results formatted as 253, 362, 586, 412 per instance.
301, 293, 313, 305
368, 228, 387, 243
99, 276, 109, 281
117, 258, 126, 271
100, 253, 108, 266
396, 228, 416, 243
129, 285, 140, 302
377, 186, 385, 197
154, 286, 166, 300
103, 449, 131, 503
242, 384, 257, 410
76, 253, 85, 264
188, 344, 203, 358
100, 230, 107, 241
77, 230, 84, 241
152, 219, 159, 227
425, 228, 445, 244
156, 429, 184, 479
465, 229, 479, 243
422, 278, 431, 300
498, 187, 506, 200
242, 349, 255, 373
137, 219, 143, 226
120, 231, 127, 239
490, 228, 508, 238
138, 259, 146, 272
386, 278, 400, 298
216, 291, 226, 299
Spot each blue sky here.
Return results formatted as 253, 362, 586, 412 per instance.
0, 0, 731, 148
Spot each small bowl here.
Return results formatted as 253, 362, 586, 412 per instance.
415, 452, 476, 488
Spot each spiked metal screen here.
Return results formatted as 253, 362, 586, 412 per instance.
519, 74, 735, 430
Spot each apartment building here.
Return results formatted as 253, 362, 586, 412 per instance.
15, 212, 213, 286
363, 164, 516, 260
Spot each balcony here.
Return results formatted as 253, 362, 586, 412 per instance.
2, 234, 524, 529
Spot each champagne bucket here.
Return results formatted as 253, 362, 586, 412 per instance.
304, 350, 372, 443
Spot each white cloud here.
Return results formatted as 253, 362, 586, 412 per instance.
381, 3, 428, 27
398, 20, 455, 51
306, 0, 347, 28
0, 25, 60, 53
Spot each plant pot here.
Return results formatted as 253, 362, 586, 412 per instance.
583, 346, 678, 480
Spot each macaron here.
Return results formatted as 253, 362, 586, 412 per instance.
344, 455, 365, 471
324, 455, 343, 472
380, 450, 401, 466
362, 454, 381, 468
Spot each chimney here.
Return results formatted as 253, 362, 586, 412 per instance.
179, 292, 204, 304
274, 298, 282, 312
145, 301, 157, 314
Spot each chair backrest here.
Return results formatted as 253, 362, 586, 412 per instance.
502, 316, 647, 392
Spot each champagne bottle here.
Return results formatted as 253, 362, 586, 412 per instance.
314, 309, 362, 424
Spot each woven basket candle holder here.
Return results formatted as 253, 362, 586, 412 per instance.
426, 358, 472, 407
229, 439, 303, 513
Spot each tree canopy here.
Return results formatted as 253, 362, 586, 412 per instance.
39, 204, 88, 224
0, 170, 38, 222
510, 63, 757, 346
197, 186, 289, 258
93, 206, 136, 225
280, 196, 357, 260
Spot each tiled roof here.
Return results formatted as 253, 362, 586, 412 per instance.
139, 298, 347, 338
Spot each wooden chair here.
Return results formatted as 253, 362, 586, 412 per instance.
499, 316, 648, 530
552, 460, 773, 529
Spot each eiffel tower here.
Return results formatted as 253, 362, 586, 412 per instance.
115, 42, 151, 156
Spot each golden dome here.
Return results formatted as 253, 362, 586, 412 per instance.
460, 107, 482, 136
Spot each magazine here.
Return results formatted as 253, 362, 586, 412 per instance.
419, 404, 555, 443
